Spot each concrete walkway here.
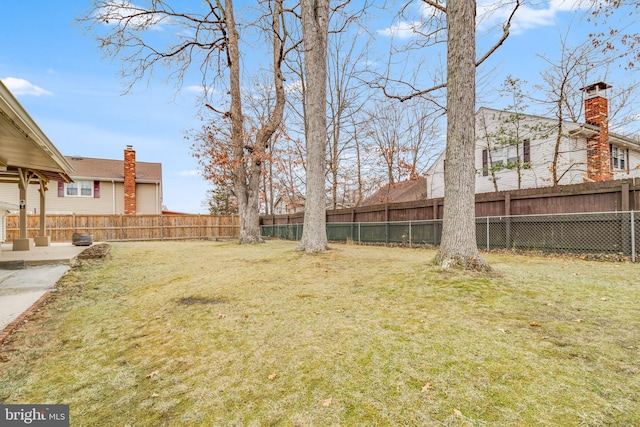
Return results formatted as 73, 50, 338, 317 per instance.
0, 242, 88, 339
0, 265, 70, 331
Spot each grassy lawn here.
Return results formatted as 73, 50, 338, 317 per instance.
1, 240, 639, 426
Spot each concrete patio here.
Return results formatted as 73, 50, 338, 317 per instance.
0, 242, 92, 340
0, 242, 89, 268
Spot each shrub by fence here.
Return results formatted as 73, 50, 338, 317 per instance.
261, 211, 639, 261
5, 214, 240, 242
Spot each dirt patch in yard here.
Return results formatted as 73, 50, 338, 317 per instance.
176, 296, 227, 306
77, 243, 111, 260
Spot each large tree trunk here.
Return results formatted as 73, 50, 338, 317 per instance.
297, 0, 329, 253
223, 0, 258, 243
238, 191, 262, 243
434, 0, 489, 270
227, 0, 286, 244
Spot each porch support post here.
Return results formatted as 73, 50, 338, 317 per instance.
13, 168, 32, 251
35, 179, 50, 246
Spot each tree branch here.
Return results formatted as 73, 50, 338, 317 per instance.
476, 0, 520, 67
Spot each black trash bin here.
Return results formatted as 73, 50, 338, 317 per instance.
72, 233, 93, 246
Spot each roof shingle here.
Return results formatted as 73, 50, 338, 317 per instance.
64, 156, 162, 182
361, 177, 427, 206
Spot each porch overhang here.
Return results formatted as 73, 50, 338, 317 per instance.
0, 80, 74, 251
0, 81, 73, 184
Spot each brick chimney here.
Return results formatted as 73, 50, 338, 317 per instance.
124, 145, 136, 214
581, 82, 612, 182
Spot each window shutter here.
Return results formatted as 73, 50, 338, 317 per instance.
609, 144, 613, 171
626, 149, 630, 173
94, 181, 100, 198
58, 181, 65, 197
523, 139, 531, 163
482, 150, 488, 176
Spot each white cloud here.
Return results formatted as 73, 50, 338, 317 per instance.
378, 1, 441, 39
285, 80, 303, 94
378, 0, 589, 39
185, 85, 206, 94
478, 0, 589, 34
377, 21, 421, 39
1, 77, 53, 96
96, 1, 164, 30
176, 170, 201, 177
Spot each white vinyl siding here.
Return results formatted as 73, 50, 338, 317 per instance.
426, 107, 640, 199
0, 181, 160, 215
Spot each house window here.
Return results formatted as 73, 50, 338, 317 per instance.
65, 180, 93, 197
486, 139, 530, 172
610, 145, 628, 171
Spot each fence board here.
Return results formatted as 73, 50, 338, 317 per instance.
4, 214, 239, 242
261, 178, 640, 227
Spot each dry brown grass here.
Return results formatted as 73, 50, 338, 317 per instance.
1, 240, 639, 426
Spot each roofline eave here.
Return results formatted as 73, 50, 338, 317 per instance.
0, 81, 74, 176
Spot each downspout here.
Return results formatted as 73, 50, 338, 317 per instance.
112, 180, 116, 214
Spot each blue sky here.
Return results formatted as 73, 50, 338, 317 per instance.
1, 1, 636, 213
0, 1, 206, 213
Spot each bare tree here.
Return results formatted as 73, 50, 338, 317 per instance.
326, 21, 371, 210
362, 96, 442, 191
363, 100, 406, 185
296, 0, 330, 253
432, 0, 490, 270
367, 0, 519, 269
535, 38, 592, 186
82, 0, 289, 244
403, 99, 443, 179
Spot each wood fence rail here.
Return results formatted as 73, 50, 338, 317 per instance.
5, 214, 240, 242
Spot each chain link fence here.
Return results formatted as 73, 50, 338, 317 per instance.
261, 211, 639, 261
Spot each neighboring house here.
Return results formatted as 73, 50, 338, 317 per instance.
0, 201, 18, 242
0, 146, 163, 215
426, 82, 640, 199
361, 177, 427, 206
272, 195, 305, 215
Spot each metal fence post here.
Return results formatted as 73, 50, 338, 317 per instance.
358, 222, 361, 244
409, 221, 412, 248
632, 211, 636, 263
486, 217, 490, 252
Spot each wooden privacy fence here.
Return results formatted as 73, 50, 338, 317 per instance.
5, 214, 240, 242
261, 178, 640, 226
